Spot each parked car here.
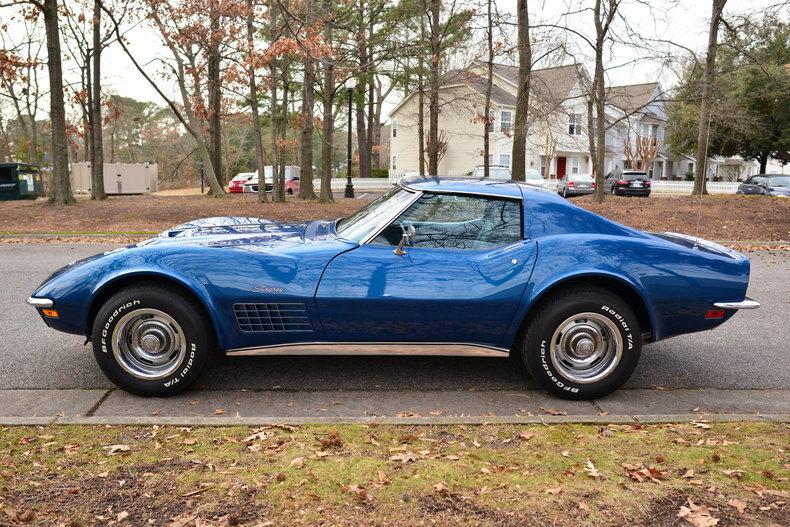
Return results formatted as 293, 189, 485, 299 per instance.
604, 170, 651, 197
28, 177, 758, 400
736, 174, 790, 197
524, 169, 549, 189
471, 165, 512, 180
557, 173, 595, 197
244, 166, 301, 194
228, 172, 254, 194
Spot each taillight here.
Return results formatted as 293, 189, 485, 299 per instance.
705, 309, 725, 320
592, 182, 597, 189
568, 181, 575, 188
644, 180, 651, 187
617, 179, 630, 185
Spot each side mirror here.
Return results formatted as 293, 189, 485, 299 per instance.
393, 223, 416, 256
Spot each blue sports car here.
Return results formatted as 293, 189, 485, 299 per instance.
28, 177, 759, 399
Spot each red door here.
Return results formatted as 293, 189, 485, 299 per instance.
556, 157, 567, 179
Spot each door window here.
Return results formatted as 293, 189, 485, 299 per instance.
372, 193, 522, 250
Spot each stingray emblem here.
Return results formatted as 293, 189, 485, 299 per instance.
254, 285, 284, 294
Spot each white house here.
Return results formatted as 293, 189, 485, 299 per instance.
387, 61, 757, 181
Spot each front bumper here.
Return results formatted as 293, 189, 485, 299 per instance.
27, 297, 53, 308
713, 298, 760, 310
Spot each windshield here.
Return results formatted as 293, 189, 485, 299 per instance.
766, 175, 790, 187
335, 186, 416, 242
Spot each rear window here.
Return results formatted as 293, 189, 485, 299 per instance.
622, 172, 648, 180
571, 174, 593, 181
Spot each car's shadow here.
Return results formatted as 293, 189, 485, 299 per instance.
201, 355, 534, 391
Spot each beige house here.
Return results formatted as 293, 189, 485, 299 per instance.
388, 61, 755, 181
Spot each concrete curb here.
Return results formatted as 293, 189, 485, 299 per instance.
1, 414, 788, 427
1, 388, 788, 426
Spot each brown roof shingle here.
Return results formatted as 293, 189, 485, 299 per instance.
605, 82, 660, 113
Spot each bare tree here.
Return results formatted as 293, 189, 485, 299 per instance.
481, 0, 493, 179
510, 0, 531, 181
693, 0, 727, 195
246, 0, 268, 203
417, 0, 426, 175
427, 0, 440, 175
207, 0, 222, 187
298, 0, 317, 199
319, 0, 335, 202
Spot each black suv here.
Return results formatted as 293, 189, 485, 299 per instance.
604, 170, 651, 197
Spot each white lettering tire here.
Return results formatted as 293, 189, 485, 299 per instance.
92, 285, 212, 397
521, 286, 642, 400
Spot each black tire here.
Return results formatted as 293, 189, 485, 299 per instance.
287, 188, 293, 195
520, 286, 641, 400
91, 285, 212, 397
562, 188, 567, 198
610, 186, 617, 195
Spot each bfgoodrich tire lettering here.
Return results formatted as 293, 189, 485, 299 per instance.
92, 285, 211, 397
521, 286, 642, 400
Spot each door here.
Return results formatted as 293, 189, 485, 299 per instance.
315, 193, 537, 347
556, 157, 567, 179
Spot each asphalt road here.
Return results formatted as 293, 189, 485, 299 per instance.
1, 243, 788, 391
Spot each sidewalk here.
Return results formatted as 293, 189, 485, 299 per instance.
1, 388, 787, 426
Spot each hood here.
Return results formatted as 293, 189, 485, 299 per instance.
138, 216, 338, 248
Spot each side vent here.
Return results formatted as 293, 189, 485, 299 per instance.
233, 303, 313, 333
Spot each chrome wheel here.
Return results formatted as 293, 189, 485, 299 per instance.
111, 308, 187, 380
549, 312, 623, 384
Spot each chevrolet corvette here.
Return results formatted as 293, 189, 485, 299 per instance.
28, 177, 759, 399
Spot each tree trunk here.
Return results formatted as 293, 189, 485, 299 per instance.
319, 0, 335, 203
91, 0, 107, 200
208, 0, 223, 190
270, 0, 282, 203
482, 0, 493, 178
355, 5, 370, 179
511, 0, 531, 181
247, 0, 268, 203
274, 82, 288, 202
759, 151, 768, 174
591, 0, 608, 203
43, 0, 74, 205
298, 0, 316, 199
427, 0, 440, 176
417, 0, 426, 175
693, 0, 727, 196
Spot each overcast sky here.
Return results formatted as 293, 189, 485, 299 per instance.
3, 0, 787, 120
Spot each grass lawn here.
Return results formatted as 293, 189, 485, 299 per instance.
0, 193, 788, 243
0, 422, 787, 526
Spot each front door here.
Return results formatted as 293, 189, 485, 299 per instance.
315, 193, 537, 347
556, 157, 567, 179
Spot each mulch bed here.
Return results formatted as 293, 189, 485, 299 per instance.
0, 193, 787, 242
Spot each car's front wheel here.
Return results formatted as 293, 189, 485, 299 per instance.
520, 286, 641, 400
91, 285, 212, 397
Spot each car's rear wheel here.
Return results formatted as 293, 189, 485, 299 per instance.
92, 285, 212, 397
520, 286, 641, 400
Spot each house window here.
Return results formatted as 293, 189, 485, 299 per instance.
392, 119, 398, 138
487, 110, 495, 133
642, 123, 658, 138
570, 156, 580, 174
499, 154, 511, 167
391, 155, 397, 171
540, 155, 546, 176
688, 162, 695, 174
500, 110, 512, 133
568, 113, 582, 136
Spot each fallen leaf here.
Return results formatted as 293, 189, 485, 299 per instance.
289, 457, 304, 468
389, 452, 418, 464
583, 459, 603, 479
181, 438, 197, 446
433, 482, 449, 495
117, 511, 130, 522
677, 498, 719, 527
518, 431, 536, 441
727, 498, 747, 514
542, 407, 568, 416
214, 408, 226, 415
544, 486, 562, 495
105, 444, 130, 455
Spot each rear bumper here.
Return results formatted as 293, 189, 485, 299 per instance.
562, 188, 594, 196
616, 187, 651, 196
713, 298, 760, 310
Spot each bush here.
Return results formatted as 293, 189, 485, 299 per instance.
684, 172, 695, 181
370, 168, 389, 178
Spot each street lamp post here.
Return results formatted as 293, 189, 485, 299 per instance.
344, 77, 356, 198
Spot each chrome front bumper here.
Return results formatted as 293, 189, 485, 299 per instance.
713, 298, 760, 310
27, 297, 54, 308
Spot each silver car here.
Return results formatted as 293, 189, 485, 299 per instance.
557, 173, 595, 198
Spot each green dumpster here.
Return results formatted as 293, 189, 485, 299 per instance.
0, 163, 43, 200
